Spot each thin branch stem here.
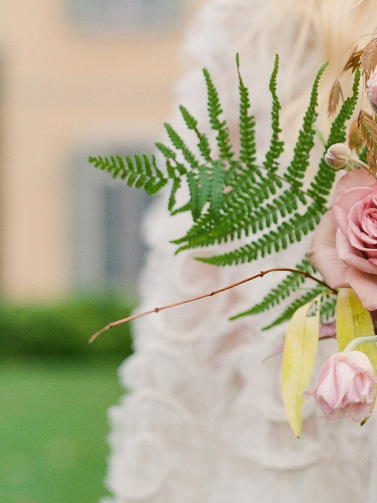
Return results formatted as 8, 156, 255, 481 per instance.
89, 267, 335, 344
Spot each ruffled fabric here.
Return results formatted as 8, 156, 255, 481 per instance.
101, 1, 377, 502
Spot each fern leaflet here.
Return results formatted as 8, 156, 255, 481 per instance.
88, 154, 168, 195
283, 62, 328, 188
263, 55, 284, 173
307, 69, 361, 204
203, 69, 234, 161
262, 284, 329, 330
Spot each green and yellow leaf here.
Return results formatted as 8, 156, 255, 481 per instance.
282, 297, 320, 437
336, 288, 377, 374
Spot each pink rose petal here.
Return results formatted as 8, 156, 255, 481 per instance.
345, 267, 377, 311
308, 212, 349, 288
333, 169, 377, 201
336, 228, 377, 274
309, 169, 377, 310
333, 187, 375, 235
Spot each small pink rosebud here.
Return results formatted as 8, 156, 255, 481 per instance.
304, 351, 377, 422
325, 143, 351, 169
367, 67, 377, 114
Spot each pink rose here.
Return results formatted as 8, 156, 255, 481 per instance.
308, 168, 377, 310
304, 351, 377, 422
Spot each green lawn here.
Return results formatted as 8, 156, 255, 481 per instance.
0, 358, 125, 503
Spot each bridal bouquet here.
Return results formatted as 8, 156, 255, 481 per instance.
90, 39, 377, 437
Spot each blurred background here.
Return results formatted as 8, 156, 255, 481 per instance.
0, 1, 204, 502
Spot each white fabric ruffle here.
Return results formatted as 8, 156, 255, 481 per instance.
102, 1, 377, 501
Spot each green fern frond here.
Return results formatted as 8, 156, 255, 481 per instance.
190, 64, 352, 271
203, 69, 234, 161
88, 154, 168, 195
187, 170, 207, 220
179, 105, 212, 162
172, 185, 303, 251
221, 168, 281, 210
155, 142, 188, 176
164, 123, 199, 168
283, 62, 328, 188
168, 177, 182, 212
171, 166, 285, 248
171, 55, 319, 250
194, 203, 321, 264
263, 55, 284, 172
319, 295, 337, 322
307, 69, 361, 204
185, 161, 228, 221
172, 180, 312, 251
91, 55, 361, 330
236, 54, 257, 165
179, 105, 198, 130
262, 284, 328, 330
171, 201, 192, 216
209, 160, 226, 214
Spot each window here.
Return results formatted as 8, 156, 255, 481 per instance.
72, 143, 152, 294
70, 0, 183, 31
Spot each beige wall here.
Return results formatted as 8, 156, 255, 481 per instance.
0, 0, 204, 300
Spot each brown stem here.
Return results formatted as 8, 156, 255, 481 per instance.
89, 267, 335, 343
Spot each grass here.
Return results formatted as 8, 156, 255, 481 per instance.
0, 357, 125, 503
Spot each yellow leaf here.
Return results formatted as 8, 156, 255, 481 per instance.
282, 298, 320, 437
336, 288, 377, 374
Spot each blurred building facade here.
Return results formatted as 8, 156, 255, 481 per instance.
0, 0, 203, 300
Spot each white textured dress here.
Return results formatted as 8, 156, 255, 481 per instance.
102, 1, 377, 502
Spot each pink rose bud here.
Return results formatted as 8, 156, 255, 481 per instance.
325, 143, 351, 169
304, 351, 377, 422
367, 67, 377, 114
